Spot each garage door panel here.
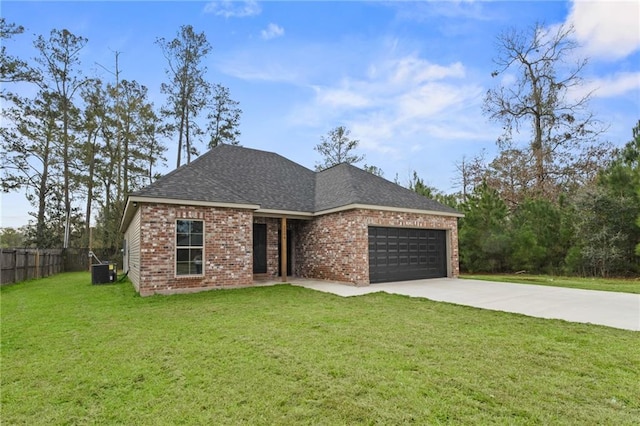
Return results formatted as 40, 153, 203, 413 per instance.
368, 226, 447, 284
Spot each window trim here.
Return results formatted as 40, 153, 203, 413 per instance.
175, 219, 205, 277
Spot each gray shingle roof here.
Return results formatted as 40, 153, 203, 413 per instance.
133, 145, 316, 212
315, 163, 460, 214
132, 145, 460, 216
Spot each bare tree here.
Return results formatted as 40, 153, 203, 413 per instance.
314, 126, 364, 171
486, 147, 534, 210
484, 22, 605, 199
452, 151, 487, 203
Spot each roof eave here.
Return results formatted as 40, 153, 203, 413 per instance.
119, 195, 261, 233
254, 208, 314, 219
314, 203, 464, 218
119, 197, 138, 233
119, 198, 464, 233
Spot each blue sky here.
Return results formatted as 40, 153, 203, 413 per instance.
2, 0, 639, 228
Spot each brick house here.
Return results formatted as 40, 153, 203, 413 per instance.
119, 145, 463, 296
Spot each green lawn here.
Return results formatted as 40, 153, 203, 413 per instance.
461, 274, 640, 294
2, 273, 639, 425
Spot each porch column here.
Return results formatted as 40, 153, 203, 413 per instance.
280, 217, 287, 283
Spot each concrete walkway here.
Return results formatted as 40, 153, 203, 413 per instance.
290, 278, 640, 331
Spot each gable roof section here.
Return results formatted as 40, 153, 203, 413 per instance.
315, 163, 460, 215
124, 145, 461, 230
132, 145, 317, 212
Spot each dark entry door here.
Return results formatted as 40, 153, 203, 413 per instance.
278, 229, 292, 276
253, 224, 267, 273
368, 227, 447, 284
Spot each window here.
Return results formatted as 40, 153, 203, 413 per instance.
176, 220, 203, 276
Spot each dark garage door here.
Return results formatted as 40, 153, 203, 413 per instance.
368, 227, 447, 284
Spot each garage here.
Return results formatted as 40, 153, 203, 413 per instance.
368, 226, 447, 284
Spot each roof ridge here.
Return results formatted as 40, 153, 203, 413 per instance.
342, 163, 361, 203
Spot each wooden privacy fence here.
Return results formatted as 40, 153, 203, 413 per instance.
0, 248, 64, 285
63, 248, 119, 273
0, 248, 121, 285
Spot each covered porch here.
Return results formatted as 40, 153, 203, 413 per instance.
252, 215, 308, 283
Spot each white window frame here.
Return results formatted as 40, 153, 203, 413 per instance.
175, 219, 204, 277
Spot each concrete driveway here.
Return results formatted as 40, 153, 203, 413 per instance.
291, 278, 640, 331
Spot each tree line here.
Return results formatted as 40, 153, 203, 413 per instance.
453, 24, 638, 277
1, 20, 241, 253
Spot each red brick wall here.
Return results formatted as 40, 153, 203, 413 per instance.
138, 203, 253, 296
134, 203, 459, 295
296, 209, 459, 285
296, 211, 368, 284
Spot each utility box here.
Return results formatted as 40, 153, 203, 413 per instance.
92, 262, 117, 284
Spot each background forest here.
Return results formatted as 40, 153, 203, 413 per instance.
1, 19, 638, 277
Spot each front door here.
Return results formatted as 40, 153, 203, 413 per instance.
253, 224, 267, 273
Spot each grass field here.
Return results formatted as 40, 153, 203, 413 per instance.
2, 273, 639, 424
461, 274, 640, 294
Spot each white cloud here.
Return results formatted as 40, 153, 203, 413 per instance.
390, 57, 465, 85
216, 42, 330, 85
351, 115, 399, 154
397, 82, 476, 119
331, 58, 471, 105
390, 0, 490, 22
218, 40, 491, 159
313, 85, 372, 108
203, 0, 261, 18
305, 54, 485, 154
572, 71, 640, 99
311, 55, 470, 111
261, 23, 285, 40
567, 0, 640, 60
218, 59, 299, 83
